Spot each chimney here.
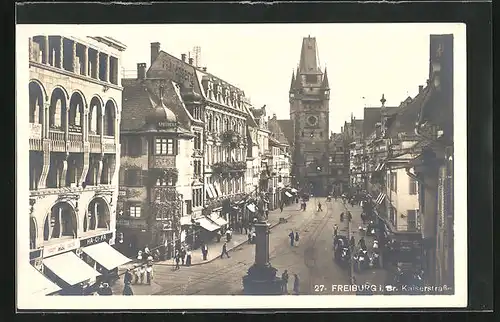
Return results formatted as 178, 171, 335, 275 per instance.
272, 113, 277, 119
137, 63, 146, 80
181, 54, 186, 62
419, 85, 424, 93
150, 42, 160, 65
202, 67, 207, 72
188, 57, 194, 65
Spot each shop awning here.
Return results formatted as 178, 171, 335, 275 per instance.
82, 242, 132, 271
375, 193, 387, 205
285, 191, 293, 197
28, 265, 61, 296
43, 251, 101, 286
247, 203, 257, 213
180, 216, 192, 226
290, 188, 298, 193
198, 217, 220, 232
213, 183, 222, 198
210, 213, 228, 226
205, 184, 214, 199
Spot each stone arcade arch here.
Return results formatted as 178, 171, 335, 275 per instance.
103, 100, 116, 137
43, 201, 77, 241
29, 81, 46, 124
88, 96, 103, 135
85, 197, 110, 232
68, 91, 86, 133
49, 87, 68, 130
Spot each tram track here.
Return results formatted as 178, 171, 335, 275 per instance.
153, 198, 335, 295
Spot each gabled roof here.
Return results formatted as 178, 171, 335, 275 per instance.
277, 119, 294, 145
268, 116, 289, 146
387, 86, 432, 137
121, 78, 191, 132
363, 108, 381, 139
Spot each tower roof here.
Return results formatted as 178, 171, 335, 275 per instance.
322, 67, 329, 89
299, 36, 322, 74
289, 70, 295, 92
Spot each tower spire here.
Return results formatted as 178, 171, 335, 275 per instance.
322, 67, 329, 89
289, 70, 295, 92
380, 94, 386, 107
299, 36, 321, 74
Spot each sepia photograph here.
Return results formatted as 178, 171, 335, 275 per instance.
16, 23, 467, 310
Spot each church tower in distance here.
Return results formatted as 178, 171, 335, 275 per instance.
289, 36, 331, 196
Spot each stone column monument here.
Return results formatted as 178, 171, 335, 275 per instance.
242, 221, 282, 295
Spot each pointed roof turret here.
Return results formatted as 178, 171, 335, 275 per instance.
322, 67, 329, 89
289, 70, 295, 92
293, 66, 302, 88
299, 36, 322, 74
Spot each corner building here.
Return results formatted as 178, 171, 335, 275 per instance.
28, 35, 129, 295
289, 36, 331, 196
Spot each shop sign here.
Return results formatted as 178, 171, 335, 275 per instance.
80, 232, 113, 247
43, 239, 78, 258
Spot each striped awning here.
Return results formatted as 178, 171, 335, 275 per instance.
285, 191, 293, 197
374, 163, 386, 171
375, 193, 386, 204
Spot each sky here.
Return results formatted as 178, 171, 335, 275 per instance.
29, 23, 464, 134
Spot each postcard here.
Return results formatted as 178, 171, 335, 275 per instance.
16, 23, 467, 310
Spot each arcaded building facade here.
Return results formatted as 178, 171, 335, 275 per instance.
28, 35, 128, 294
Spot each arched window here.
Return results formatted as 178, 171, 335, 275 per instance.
43, 202, 76, 241
103, 100, 116, 137
88, 97, 102, 135
29, 81, 44, 124
68, 92, 85, 133
208, 115, 213, 132
88, 198, 110, 230
49, 88, 67, 130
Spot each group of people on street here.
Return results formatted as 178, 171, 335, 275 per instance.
288, 230, 300, 247
280, 270, 300, 295
174, 246, 193, 269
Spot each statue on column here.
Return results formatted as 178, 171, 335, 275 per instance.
242, 195, 282, 295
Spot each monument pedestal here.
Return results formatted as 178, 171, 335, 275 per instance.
242, 221, 282, 295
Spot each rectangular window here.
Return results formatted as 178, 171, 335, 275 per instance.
186, 200, 192, 215
124, 169, 142, 186
409, 177, 417, 195
407, 210, 417, 231
129, 205, 141, 218
155, 137, 175, 155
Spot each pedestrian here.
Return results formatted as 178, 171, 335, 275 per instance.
186, 249, 192, 266
333, 224, 338, 237
350, 236, 356, 249
133, 264, 140, 284
180, 247, 186, 265
175, 254, 180, 270
146, 263, 153, 284
202, 244, 208, 260
216, 230, 222, 242
124, 268, 133, 285
347, 211, 352, 222
295, 231, 300, 247
293, 274, 300, 295
288, 231, 295, 247
100, 282, 113, 295
122, 282, 134, 296
303, 202, 307, 211
280, 203, 284, 213
317, 202, 322, 212
144, 245, 151, 256
281, 270, 289, 294
220, 242, 230, 258
226, 228, 232, 242
251, 231, 256, 243
139, 265, 145, 283
136, 250, 143, 262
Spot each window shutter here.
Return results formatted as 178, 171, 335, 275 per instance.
141, 170, 148, 186
141, 137, 148, 155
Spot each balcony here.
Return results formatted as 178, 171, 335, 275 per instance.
49, 129, 64, 141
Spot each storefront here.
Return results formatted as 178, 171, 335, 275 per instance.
79, 232, 131, 283
195, 217, 221, 244
41, 239, 101, 295
28, 248, 62, 296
